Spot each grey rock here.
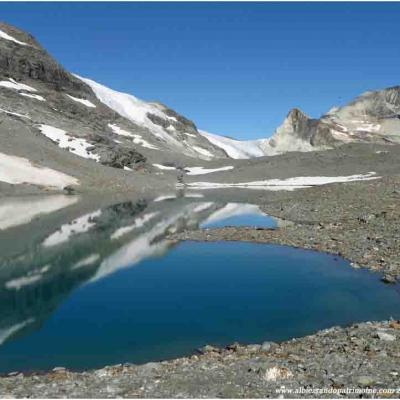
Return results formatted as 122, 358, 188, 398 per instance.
376, 331, 396, 341
63, 185, 77, 195
260, 341, 276, 352
199, 344, 220, 354
52, 367, 67, 373
381, 274, 397, 284
356, 375, 375, 387
247, 344, 262, 353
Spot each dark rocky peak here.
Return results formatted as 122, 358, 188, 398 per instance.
0, 22, 92, 96
285, 108, 313, 132
286, 107, 309, 120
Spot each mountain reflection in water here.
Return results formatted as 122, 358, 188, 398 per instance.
0, 195, 274, 350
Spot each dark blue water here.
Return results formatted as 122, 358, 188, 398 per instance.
1, 241, 399, 373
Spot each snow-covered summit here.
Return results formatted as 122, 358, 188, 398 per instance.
76, 75, 227, 160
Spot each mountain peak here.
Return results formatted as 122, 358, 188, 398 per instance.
0, 22, 38, 48
286, 108, 310, 123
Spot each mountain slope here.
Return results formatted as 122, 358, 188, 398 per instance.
0, 22, 231, 193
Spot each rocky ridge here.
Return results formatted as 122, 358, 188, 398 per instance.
204, 90, 400, 159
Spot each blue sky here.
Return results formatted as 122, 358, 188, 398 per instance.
1, 2, 400, 139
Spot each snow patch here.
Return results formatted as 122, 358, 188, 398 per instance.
110, 212, 159, 240
182, 132, 196, 138
0, 318, 35, 347
0, 195, 78, 231
66, 94, 96, 108
0, 78, 37, 92
185, 166, 233, 175
20, 92, 46, 102
72, 254, 101, 270
0, 108, 31, 119
355, 123, 381, 132
186, 173, 379, 191
153, 163, 176, 171
183, 193, 204, 198
0, 29, 29, 46
0, 152, 79, 189
153, 195, 176, 202
108, 124, 158, 149
5, 275, 42, 290
132, 136, 158, 150
193, 202, 214, 213
192, 146, 214, 159
108, 123, 133, 137
42, 209, 101, 247
200, 130, 266, 159
330, 129, 353, 142
38, 124, 100, 161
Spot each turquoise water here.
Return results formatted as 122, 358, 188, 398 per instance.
200, 203, 277, 229
201, 213, 277, 229
0, 240, 399, 374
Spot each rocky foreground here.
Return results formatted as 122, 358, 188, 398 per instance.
0, 321, 399, 398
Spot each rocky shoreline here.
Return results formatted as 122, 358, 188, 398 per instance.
1, 320, 399, 398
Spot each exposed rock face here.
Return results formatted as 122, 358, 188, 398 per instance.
269, 85, 400, 151
326, 86, 400, 143
0, 22, 90, 94
268, 108, 317, 151
200, 87, 400, 159
100, 146, 147, 170
268, 87, 400, 153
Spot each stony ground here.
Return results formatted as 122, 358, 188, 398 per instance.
1, 321, 399, 398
